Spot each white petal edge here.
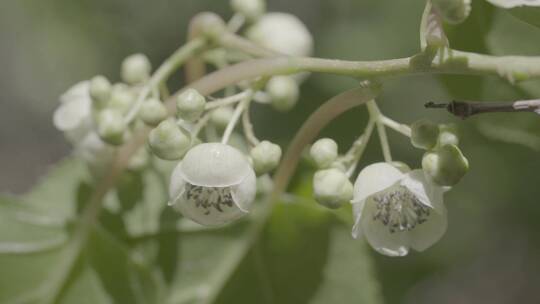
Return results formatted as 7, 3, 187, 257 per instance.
409, 204, 448, 252
352, 162, 404, 204
486, 0, 540, 8
360, 198, 410, 257
231, 168, 257, 212
401, 169, 445, 214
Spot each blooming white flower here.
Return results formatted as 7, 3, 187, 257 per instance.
54, 81, 116, 176
486, 0, 540, 8
53, 81, 93, 144
169, 143, 257, 226
246, 12, 313, 58
351, 163, 447, 257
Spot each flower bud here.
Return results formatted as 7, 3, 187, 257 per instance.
250, 140, 282, 175
231, 0, 265, 21
422, 144, 469, 186
438, 123, 459, 146
97, 109, 126, 145
246, 12, 313, 57
432, 0, 471, 24
139, 98, 168, 126
177, 88, 206, 122
191, 12, 226, 40
210, 106, 234, 130
266, 76, 299, 112
411, 119, 439, 150
313, 168, 353, 209
121, 54, 151, 85
89, 75, 111, 108
149, 119, 191, 160
109, 84, 135, 113
310, 138, 338, 169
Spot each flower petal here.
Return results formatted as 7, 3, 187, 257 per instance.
409, 204, 448, 252
180, 143, 252, 187
401, 169, 444, 213
231, 169, 257, 212
486, 0, 540, 8
352, 162, 404, 204
360, 199, 410, 257
351, 200, 366, 239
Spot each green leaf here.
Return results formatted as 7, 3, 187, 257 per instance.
0, 195, 161, 304
509, 7, 540, 28
214, 202, 382, 304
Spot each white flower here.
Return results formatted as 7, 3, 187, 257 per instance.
75, 132, 116, 177
351, 163, 447, 257
169, 143, 257, 226
53, 81, 93, 144
246, 12, 313, 58
486, 0, 540, 8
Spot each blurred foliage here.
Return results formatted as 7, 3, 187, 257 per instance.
1, 0, 540, 303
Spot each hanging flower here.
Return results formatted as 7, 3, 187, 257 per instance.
351, 162, 447, 257
169, 143, 257, 226
53, 81, 93, 144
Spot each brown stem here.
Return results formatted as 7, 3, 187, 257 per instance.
270, 85, 380, 201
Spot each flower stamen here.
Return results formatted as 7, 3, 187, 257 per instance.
184, 183, 235, 215
372, 186, 431, 233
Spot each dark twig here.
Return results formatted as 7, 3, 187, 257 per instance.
425, 100, 540, 119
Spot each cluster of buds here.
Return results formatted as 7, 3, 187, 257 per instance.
308, 117, 469, 256
52, 0, 473, 258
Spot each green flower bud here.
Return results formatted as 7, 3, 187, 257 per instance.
121, 53, 152, 84
139, 98, 168, 126
438, 123, 459, 146
97, 109, 126, 145
176, 88, 206, 122
422, 144, 469, 186
89, 75, 111, 108
411, 119, 440, 150
250, 140, 282, 175
191, 12, 226, 40
149, 119, 191, 160
109, 84, 134, 114
231, 0, 266, 21
432, 0, 471, 24
310, 138, 338, 169
210, 106, 234, 130
313, 168, 353, 209
266, 76, 299, 112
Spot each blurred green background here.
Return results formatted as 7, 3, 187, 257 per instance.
1, 0, 540, 303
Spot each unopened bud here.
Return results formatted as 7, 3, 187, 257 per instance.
139, 98, 168, 126
250, 140, 282, 175
121, 54, 151, 85
422, 144, 469, 186
313, 168, 353, 209
310, 138, 338, 169
267, 76, 299, 112
109, 84, 134, 114
177, 88, 206, 122
231, 0, 266, 21
438, 123, 459, 146
89, 75, 111, 108
411, 119, 439, 150
97, 109, 126, 145
149, 120, 192, 160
